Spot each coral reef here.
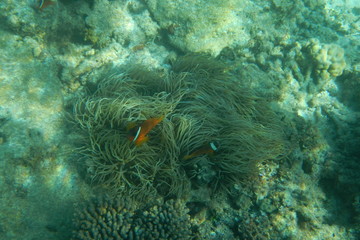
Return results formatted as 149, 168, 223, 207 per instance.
302, 39, 346, 84
72, 198, 192, 240
84, 0, 158, 47
0, 23, 80, 240
144, 0, 250, 55
73, 56, 286, 200
236, 212, 272, 240
1, 0, 359, 239
214, 7, 359, 236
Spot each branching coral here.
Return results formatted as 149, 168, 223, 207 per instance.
73, 55, 286, 200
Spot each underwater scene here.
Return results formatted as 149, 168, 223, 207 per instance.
0, 0, 359, 239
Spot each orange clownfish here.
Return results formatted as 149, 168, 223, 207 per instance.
37, 0, 56, 10
127, 116, 164, 146
183, 141, 220, 160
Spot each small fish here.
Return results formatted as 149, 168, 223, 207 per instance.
183, 141, 219, 160
127, 116, 164, 146
37, 0, 56, 10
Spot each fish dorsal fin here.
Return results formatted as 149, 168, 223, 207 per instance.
126, 122, 137, 131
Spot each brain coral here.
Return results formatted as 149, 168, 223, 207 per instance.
73, 55, 286, 200
72, 198, 192, 240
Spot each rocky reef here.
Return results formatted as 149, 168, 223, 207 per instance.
0, 0, 359, 239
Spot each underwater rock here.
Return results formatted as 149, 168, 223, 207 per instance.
144, 0, 250, 55
84, 0, 158, 47
73, 55, 286, 200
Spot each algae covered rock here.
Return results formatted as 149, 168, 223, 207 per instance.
303, 39, 346, 81
144, 0, 250, 55
73, 56, 286, 200
84, 0, 158, 47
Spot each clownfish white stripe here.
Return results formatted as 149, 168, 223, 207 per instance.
210, 142, 218, 151
132, 127, 142, 142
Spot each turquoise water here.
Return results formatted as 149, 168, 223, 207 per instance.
0, 0, 359, 239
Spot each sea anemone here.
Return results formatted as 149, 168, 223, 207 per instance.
73, 55, 286, 199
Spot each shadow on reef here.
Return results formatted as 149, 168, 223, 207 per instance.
72, 55, 286, 200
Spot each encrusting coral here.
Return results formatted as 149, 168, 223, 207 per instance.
301, 39, 346, 83
73, 55, 286, 200
72, 198, 192, 240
